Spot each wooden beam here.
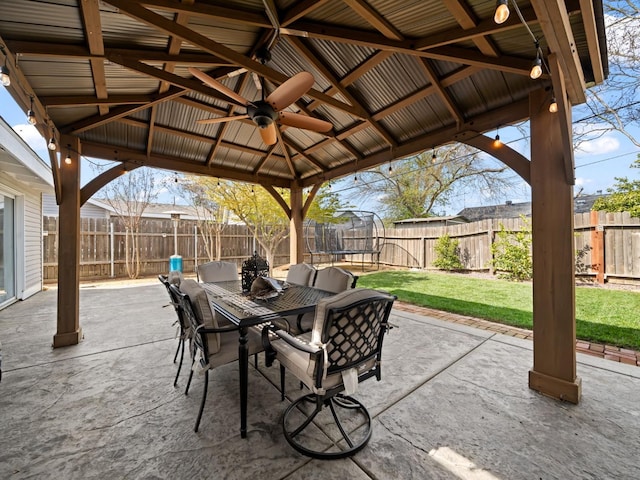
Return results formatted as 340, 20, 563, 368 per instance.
443, 0, 499, 56
528, 87, 580, 404
7, 40, 231, 65
578, 0, 605, 85
264, 184, 291, 218
459, 132, 531, 185
80, 141, 291, 188
138, 0, 272, 28
80, 162, 141, 206
302, 97, 531, 186
103, 0, 365, 118
79, 0, 109, 115
289, 183, 304, 263
53, 135, 82, 348
548, 53, 575, 185
63, 88, 186, 134
343, 0, 403, 40
417, 58, 464, 125
286, 36, 397, 146
530, 0, 586, 104
281, 0, 330, 27
288, 21, 541, 77
47, 148, 62, 205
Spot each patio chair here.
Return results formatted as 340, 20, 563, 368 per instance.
174, 279, 264, 432
263, 288, 395, 459
286, 263, 317, 286
159, 271, 188, 386
196, 260, 239, 283
290, 266, 358, 334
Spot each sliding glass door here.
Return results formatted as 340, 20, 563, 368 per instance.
0, 194, 15, 306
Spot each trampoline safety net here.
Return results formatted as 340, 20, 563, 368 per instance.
304, 210, 384, 267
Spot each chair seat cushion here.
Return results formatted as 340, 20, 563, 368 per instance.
272, 333, 376, 395
208, 328, 264, 368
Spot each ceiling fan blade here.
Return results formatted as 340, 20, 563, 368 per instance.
188, 67, 250, 106
196, 114, 249, 125
279, 112, 333, 132
266, 71, 315, 111
259, 123, 278, 145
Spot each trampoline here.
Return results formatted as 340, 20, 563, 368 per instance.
304, 210, 384, 269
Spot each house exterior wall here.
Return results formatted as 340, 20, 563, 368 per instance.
42, 193, 110, 218
0, 172, 44, 302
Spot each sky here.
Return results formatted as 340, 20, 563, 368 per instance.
2, 68, 639, 215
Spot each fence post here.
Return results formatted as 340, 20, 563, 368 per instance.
487, 221, 494, 275
194, 224, 198, 272
110, 221, 114, 278
590, 210, 605, 284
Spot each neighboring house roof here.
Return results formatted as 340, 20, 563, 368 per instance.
393, 216, 469, 226
457, 194, 608, 222
0, 116, 53, 192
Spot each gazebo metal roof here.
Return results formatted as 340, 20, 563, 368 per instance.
0, 0, 606, 190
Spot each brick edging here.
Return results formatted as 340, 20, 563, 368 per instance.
393, 301, 640, 367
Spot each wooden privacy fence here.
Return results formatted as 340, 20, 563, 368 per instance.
376, 211, 640, 284
42, 217, 290, 282
43, 211, 640, 284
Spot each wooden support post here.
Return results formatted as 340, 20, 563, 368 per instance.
53, 135, 82, 348
289, 184, 304, 264
590, 210, 605, 284
528, 88, 580, 403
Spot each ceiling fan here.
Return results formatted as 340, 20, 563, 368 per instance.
188, 66, 333, 146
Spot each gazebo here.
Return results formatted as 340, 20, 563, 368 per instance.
0, 0, 607, 404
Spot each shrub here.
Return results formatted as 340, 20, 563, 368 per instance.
490, 217, 532, 281
433, 234, 464, 271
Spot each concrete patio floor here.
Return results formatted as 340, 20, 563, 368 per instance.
1, 281, 639, 479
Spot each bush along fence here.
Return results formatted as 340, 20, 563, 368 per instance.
376, 211, 640, 285
43, 211, 640, 284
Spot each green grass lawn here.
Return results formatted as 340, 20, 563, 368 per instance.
357, 270, 640, 351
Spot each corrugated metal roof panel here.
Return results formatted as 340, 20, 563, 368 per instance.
372, 0, 452, 37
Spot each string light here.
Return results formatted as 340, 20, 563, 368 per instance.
354, 173, 358, 184
431, 147, 437, 164
388, 161, 393, 173
26, 97, 36, 125
64, 144, 72, 165
530, 47, 543, 79
47, 136, 57, 151
549, 96, 558, 113
494, 0, 510, 24
494, 127, 502, 147
0, 45, 9, 87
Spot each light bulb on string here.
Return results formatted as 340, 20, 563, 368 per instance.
549, 96, 558, 113
494, 0, 510, 24
26, 97, 36, 125
64, 144, 72, 165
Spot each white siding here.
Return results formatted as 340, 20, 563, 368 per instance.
0, 173, 45, 300
23, 192, 43, 298
42, 193, 110, 218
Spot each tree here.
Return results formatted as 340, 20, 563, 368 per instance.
184, 178, 344, 270
575, 1, 640, 148
101, 168, 159, 278
592, 156, 640, 216
352, 144, 513, 221
179, 177, 229, 261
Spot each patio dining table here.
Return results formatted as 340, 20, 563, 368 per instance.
202, 280, 334, 438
